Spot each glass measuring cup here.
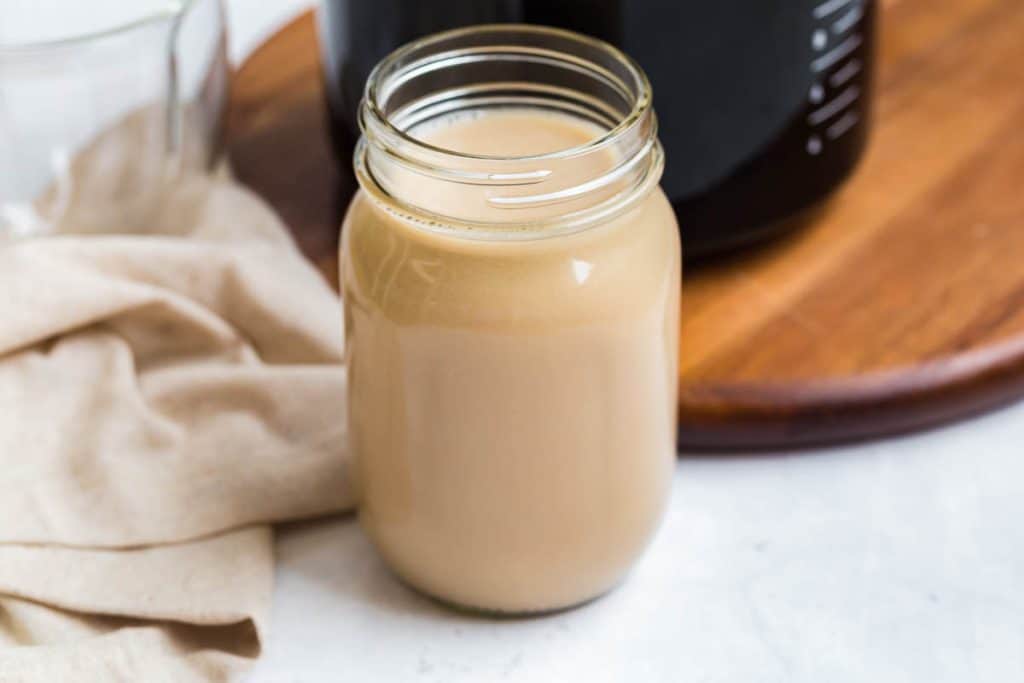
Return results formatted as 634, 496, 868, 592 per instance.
0, 0, 228, 238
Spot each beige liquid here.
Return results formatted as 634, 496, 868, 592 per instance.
342, 110, 680, 613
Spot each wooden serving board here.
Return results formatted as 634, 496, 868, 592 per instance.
228, 1, 1024, 449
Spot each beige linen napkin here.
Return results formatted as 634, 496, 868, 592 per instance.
0, 175, 352, 680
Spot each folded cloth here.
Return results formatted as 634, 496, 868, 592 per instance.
0, 177, 351, 681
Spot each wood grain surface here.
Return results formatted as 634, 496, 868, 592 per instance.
227, 1, 1024, 449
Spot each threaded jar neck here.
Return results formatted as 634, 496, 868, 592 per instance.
355, 24, 663, 240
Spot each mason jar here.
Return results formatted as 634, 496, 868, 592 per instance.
341, 25, 680, 614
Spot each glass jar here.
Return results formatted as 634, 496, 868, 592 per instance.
341, 25, 680, 614
0, 0, 229, 239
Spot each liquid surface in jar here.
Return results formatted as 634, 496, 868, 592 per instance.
342, 109, 680, 613
383, 109, 631, 226
412, 108, 600, 155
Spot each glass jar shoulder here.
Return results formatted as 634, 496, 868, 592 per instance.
341, 189, 679, 329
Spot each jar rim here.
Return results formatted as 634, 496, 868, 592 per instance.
354, 23, 664, 240
361, 23, 654, 165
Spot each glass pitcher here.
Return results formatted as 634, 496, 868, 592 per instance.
0, 0, 229, 238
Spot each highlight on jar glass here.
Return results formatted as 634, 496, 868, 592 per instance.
340, 25, 681, 614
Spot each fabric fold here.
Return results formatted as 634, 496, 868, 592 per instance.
0, 177, 352, 681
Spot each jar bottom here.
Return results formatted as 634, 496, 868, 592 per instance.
386, 564, 629, 618
360, 517, 647, 616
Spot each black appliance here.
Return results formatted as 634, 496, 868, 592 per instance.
318, 0, 876, 257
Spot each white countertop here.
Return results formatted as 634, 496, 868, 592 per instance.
229, 4, 1024, 680
252, 403, 1024, 682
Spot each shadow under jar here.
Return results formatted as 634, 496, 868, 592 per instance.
341, 25, 680, 614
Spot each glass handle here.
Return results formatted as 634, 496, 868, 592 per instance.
164, 4, 186, 179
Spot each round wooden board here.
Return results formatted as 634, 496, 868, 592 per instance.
228, 2, 1024, 449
